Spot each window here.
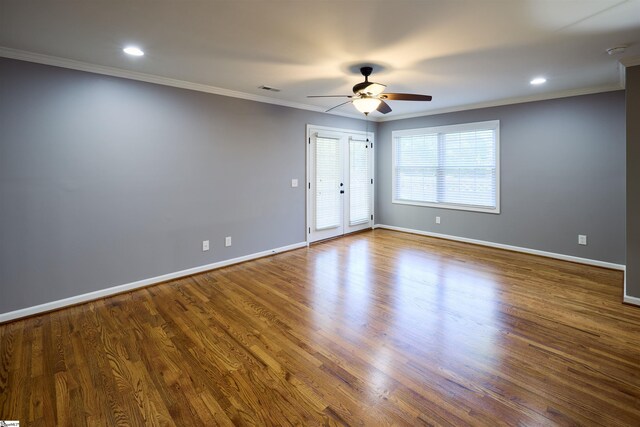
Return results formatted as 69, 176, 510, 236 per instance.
392, 120, 500, 213
349, 139, 372, 225
315, 136, 342, 230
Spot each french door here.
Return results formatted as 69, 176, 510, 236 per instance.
307, 126, 374, 243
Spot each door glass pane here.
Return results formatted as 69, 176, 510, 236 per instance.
349, 140, 370, 225
315, 137, 342, 230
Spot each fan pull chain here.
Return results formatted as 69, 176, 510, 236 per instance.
365, 113, 370, 143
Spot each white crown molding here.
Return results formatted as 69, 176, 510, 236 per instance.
618, 56, 640, 88
0, 46, 365, 121
0, 46, 628, 124
619, 62, 627, 89
0, 241, 308, 323
620, 55, 640, 68
376, 84, 624, 122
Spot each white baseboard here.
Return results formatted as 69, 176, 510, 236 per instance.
374, 224, 640, 306
373, 224, 625, 270
623, 273, 640, 307
0, 241, 307, 323
624, 295, 640, 306
375, 224, 640, 306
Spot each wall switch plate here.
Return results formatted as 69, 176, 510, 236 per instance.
291, 179, 298, 187
578, 235, 587, 245
436, 216, 441, 224
202, 240, 210, 251
225, 236, 232, 247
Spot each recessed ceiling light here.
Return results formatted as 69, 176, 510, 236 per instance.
123, 46, 144, 56
530, 77, 547, 85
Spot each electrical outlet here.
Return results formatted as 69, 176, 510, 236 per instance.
436, 216, 441, 224
578, 235, 587, 245
202, 240, 210, 251
291, 179, 298, 187
225, 236, 232, 247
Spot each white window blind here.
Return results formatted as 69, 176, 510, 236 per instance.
315, 136, 342, 230
392, 121, 499, 213
349, 139, 371, 225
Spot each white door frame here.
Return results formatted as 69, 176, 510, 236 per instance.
306, 124, 375, 244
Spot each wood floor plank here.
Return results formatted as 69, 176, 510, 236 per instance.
1, 229, 639, 426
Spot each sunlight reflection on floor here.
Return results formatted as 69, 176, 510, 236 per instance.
311, 236, 505, 389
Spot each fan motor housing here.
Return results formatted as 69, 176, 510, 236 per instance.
353, 82, 370, 94
353, 66, 374, 94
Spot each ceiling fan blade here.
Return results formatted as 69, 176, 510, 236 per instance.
381, 93, 433, 101
325, 100, 352, 112
307, 95, 353, 98
376, 100, 392, 114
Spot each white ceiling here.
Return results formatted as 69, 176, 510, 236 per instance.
1, 0, 639, 120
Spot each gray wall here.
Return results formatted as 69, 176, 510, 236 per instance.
627, 66, 640, 298
0, 57, 366, 314
376, 91, 626, 264
0, 56, 629, 315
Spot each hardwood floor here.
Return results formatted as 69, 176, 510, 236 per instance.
1, 229, 639, 426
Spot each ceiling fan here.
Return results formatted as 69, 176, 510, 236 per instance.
308, 66, 432, 115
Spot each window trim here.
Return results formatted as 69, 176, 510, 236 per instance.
391, 120, 500, 214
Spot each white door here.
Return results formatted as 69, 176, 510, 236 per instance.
310, 132, 344, 241
346, 137, 373, 234
307, 126, 374, 243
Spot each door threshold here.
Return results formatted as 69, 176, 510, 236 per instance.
309, 228, 373, 245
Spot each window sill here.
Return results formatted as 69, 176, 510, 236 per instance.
392, 199, 500, 214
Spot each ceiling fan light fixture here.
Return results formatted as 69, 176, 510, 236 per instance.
307, 66, 432, 115
353, 97, 381, 114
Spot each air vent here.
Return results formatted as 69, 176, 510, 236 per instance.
259, 85, 281, 92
